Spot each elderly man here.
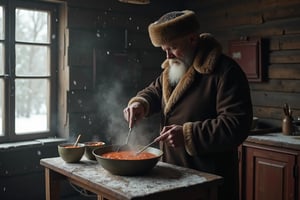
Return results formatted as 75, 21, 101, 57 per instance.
123, 10, 253, 200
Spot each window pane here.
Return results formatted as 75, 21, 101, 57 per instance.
0, 79, 3, 136
0, 6, 3, 40
15, 79, 49, 134
15, 8, 49, 43
16, 44, 50, 76
0, 43, 3, 75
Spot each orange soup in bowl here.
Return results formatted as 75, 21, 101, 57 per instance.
64, 145, 82, 149
101, 151, 156, 160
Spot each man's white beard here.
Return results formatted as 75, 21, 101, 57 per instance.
168, 59, 189, 87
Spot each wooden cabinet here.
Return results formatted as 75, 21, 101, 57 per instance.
240, 141, 300, 200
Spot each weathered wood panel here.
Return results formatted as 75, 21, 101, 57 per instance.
268, 64, 300, 79
250, 79, 300, 93
67, 0, 158, 30
67, 0, 179, 15
69, 67, 94, 90
68, 7, 151, 31
270, 50, 300, 64
185, 0, 300, 127
253, 106, 300, 120
263, 5, 300, 21
127, 30, 153, 50
68, 46, 94, 66
68, 113, 105, 141
251, 91, 300, 110
68, 29, 96, 48
270, 35, 300, 50
67, 90, 96, 113
194, 0, 300, 23
253, 106, 283, 119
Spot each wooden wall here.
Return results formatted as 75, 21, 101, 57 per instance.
65, 0, 300, 141
65, 0, 182, 144
184, 0, 300, 128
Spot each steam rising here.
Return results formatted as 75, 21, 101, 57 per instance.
93, 51, 160, 147
95, 81, 160, 147
95, 81, 128, 145
95, 78, 156, 146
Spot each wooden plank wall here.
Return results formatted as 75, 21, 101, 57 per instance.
65, 0, 300, 139
184, 0, 300, 128
65, 0, 181, 142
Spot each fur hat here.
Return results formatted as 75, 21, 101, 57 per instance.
148, 10, 200, 47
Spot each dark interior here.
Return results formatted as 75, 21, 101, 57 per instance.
1, 0, 300, 199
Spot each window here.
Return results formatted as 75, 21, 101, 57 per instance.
0, 0, 58, 143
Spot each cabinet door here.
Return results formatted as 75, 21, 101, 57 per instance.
244, 147, 295, 200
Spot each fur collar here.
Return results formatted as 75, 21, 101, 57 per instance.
161, 33, 222, 115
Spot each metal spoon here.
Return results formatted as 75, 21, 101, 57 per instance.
117, 127, 133, 152
125, 127, 132, 145
135, 138, 159, 155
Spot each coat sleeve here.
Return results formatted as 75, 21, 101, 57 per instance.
128, 76, 163, 117
183, 61, 253, 156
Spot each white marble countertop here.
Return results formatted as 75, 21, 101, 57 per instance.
40, 157, 223, 200
246, 133, 300, 151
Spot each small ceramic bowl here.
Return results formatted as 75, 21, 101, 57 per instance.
58, 143, 85, 163
84, 141, 105, 160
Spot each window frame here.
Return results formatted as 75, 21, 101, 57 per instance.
0, 0, 58, 143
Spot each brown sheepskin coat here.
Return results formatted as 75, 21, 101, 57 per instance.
129, 34, 253, 200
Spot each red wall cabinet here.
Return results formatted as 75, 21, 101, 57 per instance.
229, 38, 264, 82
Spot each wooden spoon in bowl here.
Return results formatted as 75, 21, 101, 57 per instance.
74, 134, 81, 147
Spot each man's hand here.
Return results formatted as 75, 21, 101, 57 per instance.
157, 124, 184, 147
123, 102, 145, 128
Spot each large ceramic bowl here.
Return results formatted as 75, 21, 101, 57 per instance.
93, 145, 163, 176
58, 143, 85, 163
